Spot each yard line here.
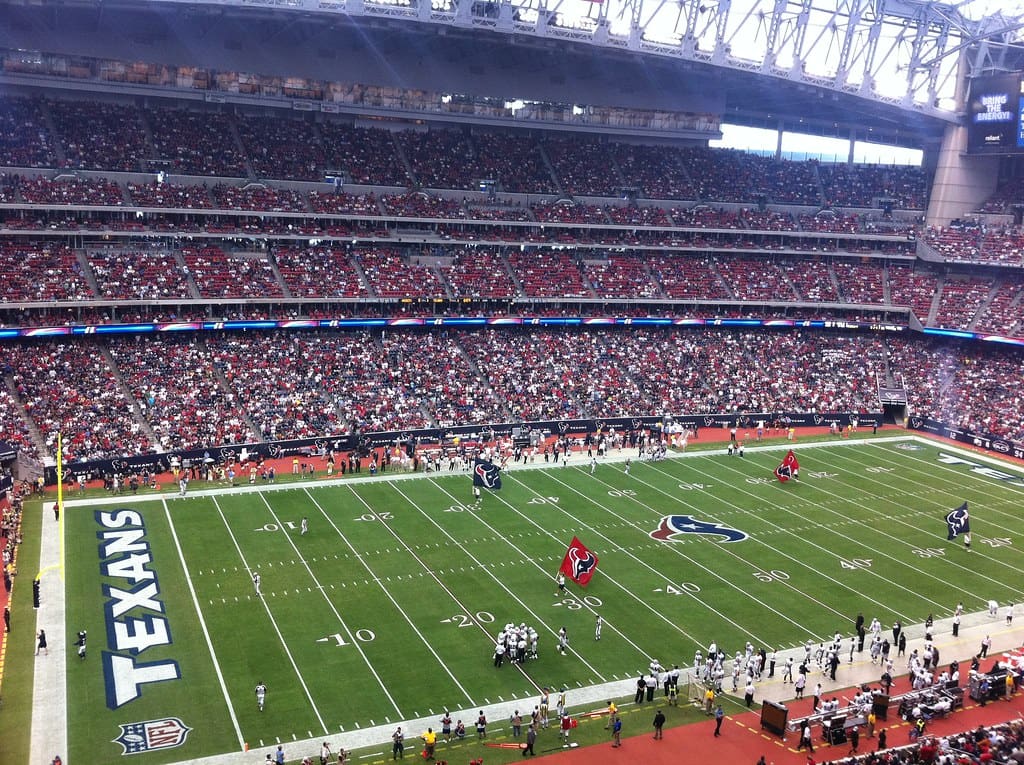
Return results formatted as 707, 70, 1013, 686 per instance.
389, 482, 608, 683
864, 440, 1024, 546
647, 456, 934, 616
302, 487, 476, 707
548, 465, 851, 628
736, 442, 1018, 593
212, 496, 330, 734
682, 449, 998, 607
525, 470, 815, 644
162, 499, 245, 750
425, 479, 662, 665
255, 493, 404, 719
817, 445, 1024, 586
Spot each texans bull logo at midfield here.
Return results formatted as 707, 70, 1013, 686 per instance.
650, 515, 748, 543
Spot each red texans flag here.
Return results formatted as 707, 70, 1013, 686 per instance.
559, 536, 599, 587
775, 449, 800, 482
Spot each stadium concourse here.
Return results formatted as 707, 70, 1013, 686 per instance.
22, 428, 1024, 765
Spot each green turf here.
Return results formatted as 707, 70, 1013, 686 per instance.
58, 437, 1024, 763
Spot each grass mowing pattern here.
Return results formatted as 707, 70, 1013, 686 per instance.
63, 438, 1024, 762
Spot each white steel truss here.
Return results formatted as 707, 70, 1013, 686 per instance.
142, 0, 1024, 119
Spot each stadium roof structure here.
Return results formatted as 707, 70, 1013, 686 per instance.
2, 0, 1024, 149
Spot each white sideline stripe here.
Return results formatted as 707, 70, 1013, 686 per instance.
903, 435, 1024, 479
164, 499, 245, 749
56, 435, 916, 510
301, 487, 475, 706
35, 433, 935, 765
214, 496, 330, 733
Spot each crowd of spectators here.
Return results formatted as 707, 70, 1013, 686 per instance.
235, 114, 325, 182
650, 254, 730, 300
378, 193, 467, 219
108, 335, 255, 451
16, 176, 125, 206
543, 135, 621, 197
585, 253, 661, 299
470, 132, 557, 194
507, 250, 591, 297
127, 181, 213, 209
0, 239, 1021, 336
0, 242, 92, 302
145, 106, 249, 178
0, 327, 1023, 460
716, 257, 798, 301
820, 163, 928, 210
604, 204, 675, 227
0, 384, 40, 461
181, 246, 285, 299
4, 339, 142, 461
273, 246, 367, 299
87, 247, 194, 301
0, 97, 53, 169
442, 247, 517, 300
309, 190, 382, 216
398, 129, 483, 191
531, 200, 609, 225
0, 94, 939, 220
49, 99, 147, 172
972, 280, 1024, 335
355, 247, 446, 298
887, 264, 939, 319
610, 143, 696, 201
318, 122, 408, 187
931, 276, 992, 330
210, 183, 308, 213
780, 258, 841, 303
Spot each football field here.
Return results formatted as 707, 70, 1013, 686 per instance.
59, 436, 1024, 763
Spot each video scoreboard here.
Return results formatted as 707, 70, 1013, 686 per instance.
967, 73, 1024, 154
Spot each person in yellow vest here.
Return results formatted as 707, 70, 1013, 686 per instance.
866, 709, 876, 738
604, 700, 618, 729
421, 728, 436, 761
704, 686, 715, 715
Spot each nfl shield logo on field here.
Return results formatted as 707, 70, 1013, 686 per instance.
114, 717, 192, 755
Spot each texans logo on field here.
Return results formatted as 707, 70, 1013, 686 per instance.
566, 546, 597, 581
650, 515, 748, 543
113, 717, 192, 754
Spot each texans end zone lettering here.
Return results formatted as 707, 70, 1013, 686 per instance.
96, 510, 182, 710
